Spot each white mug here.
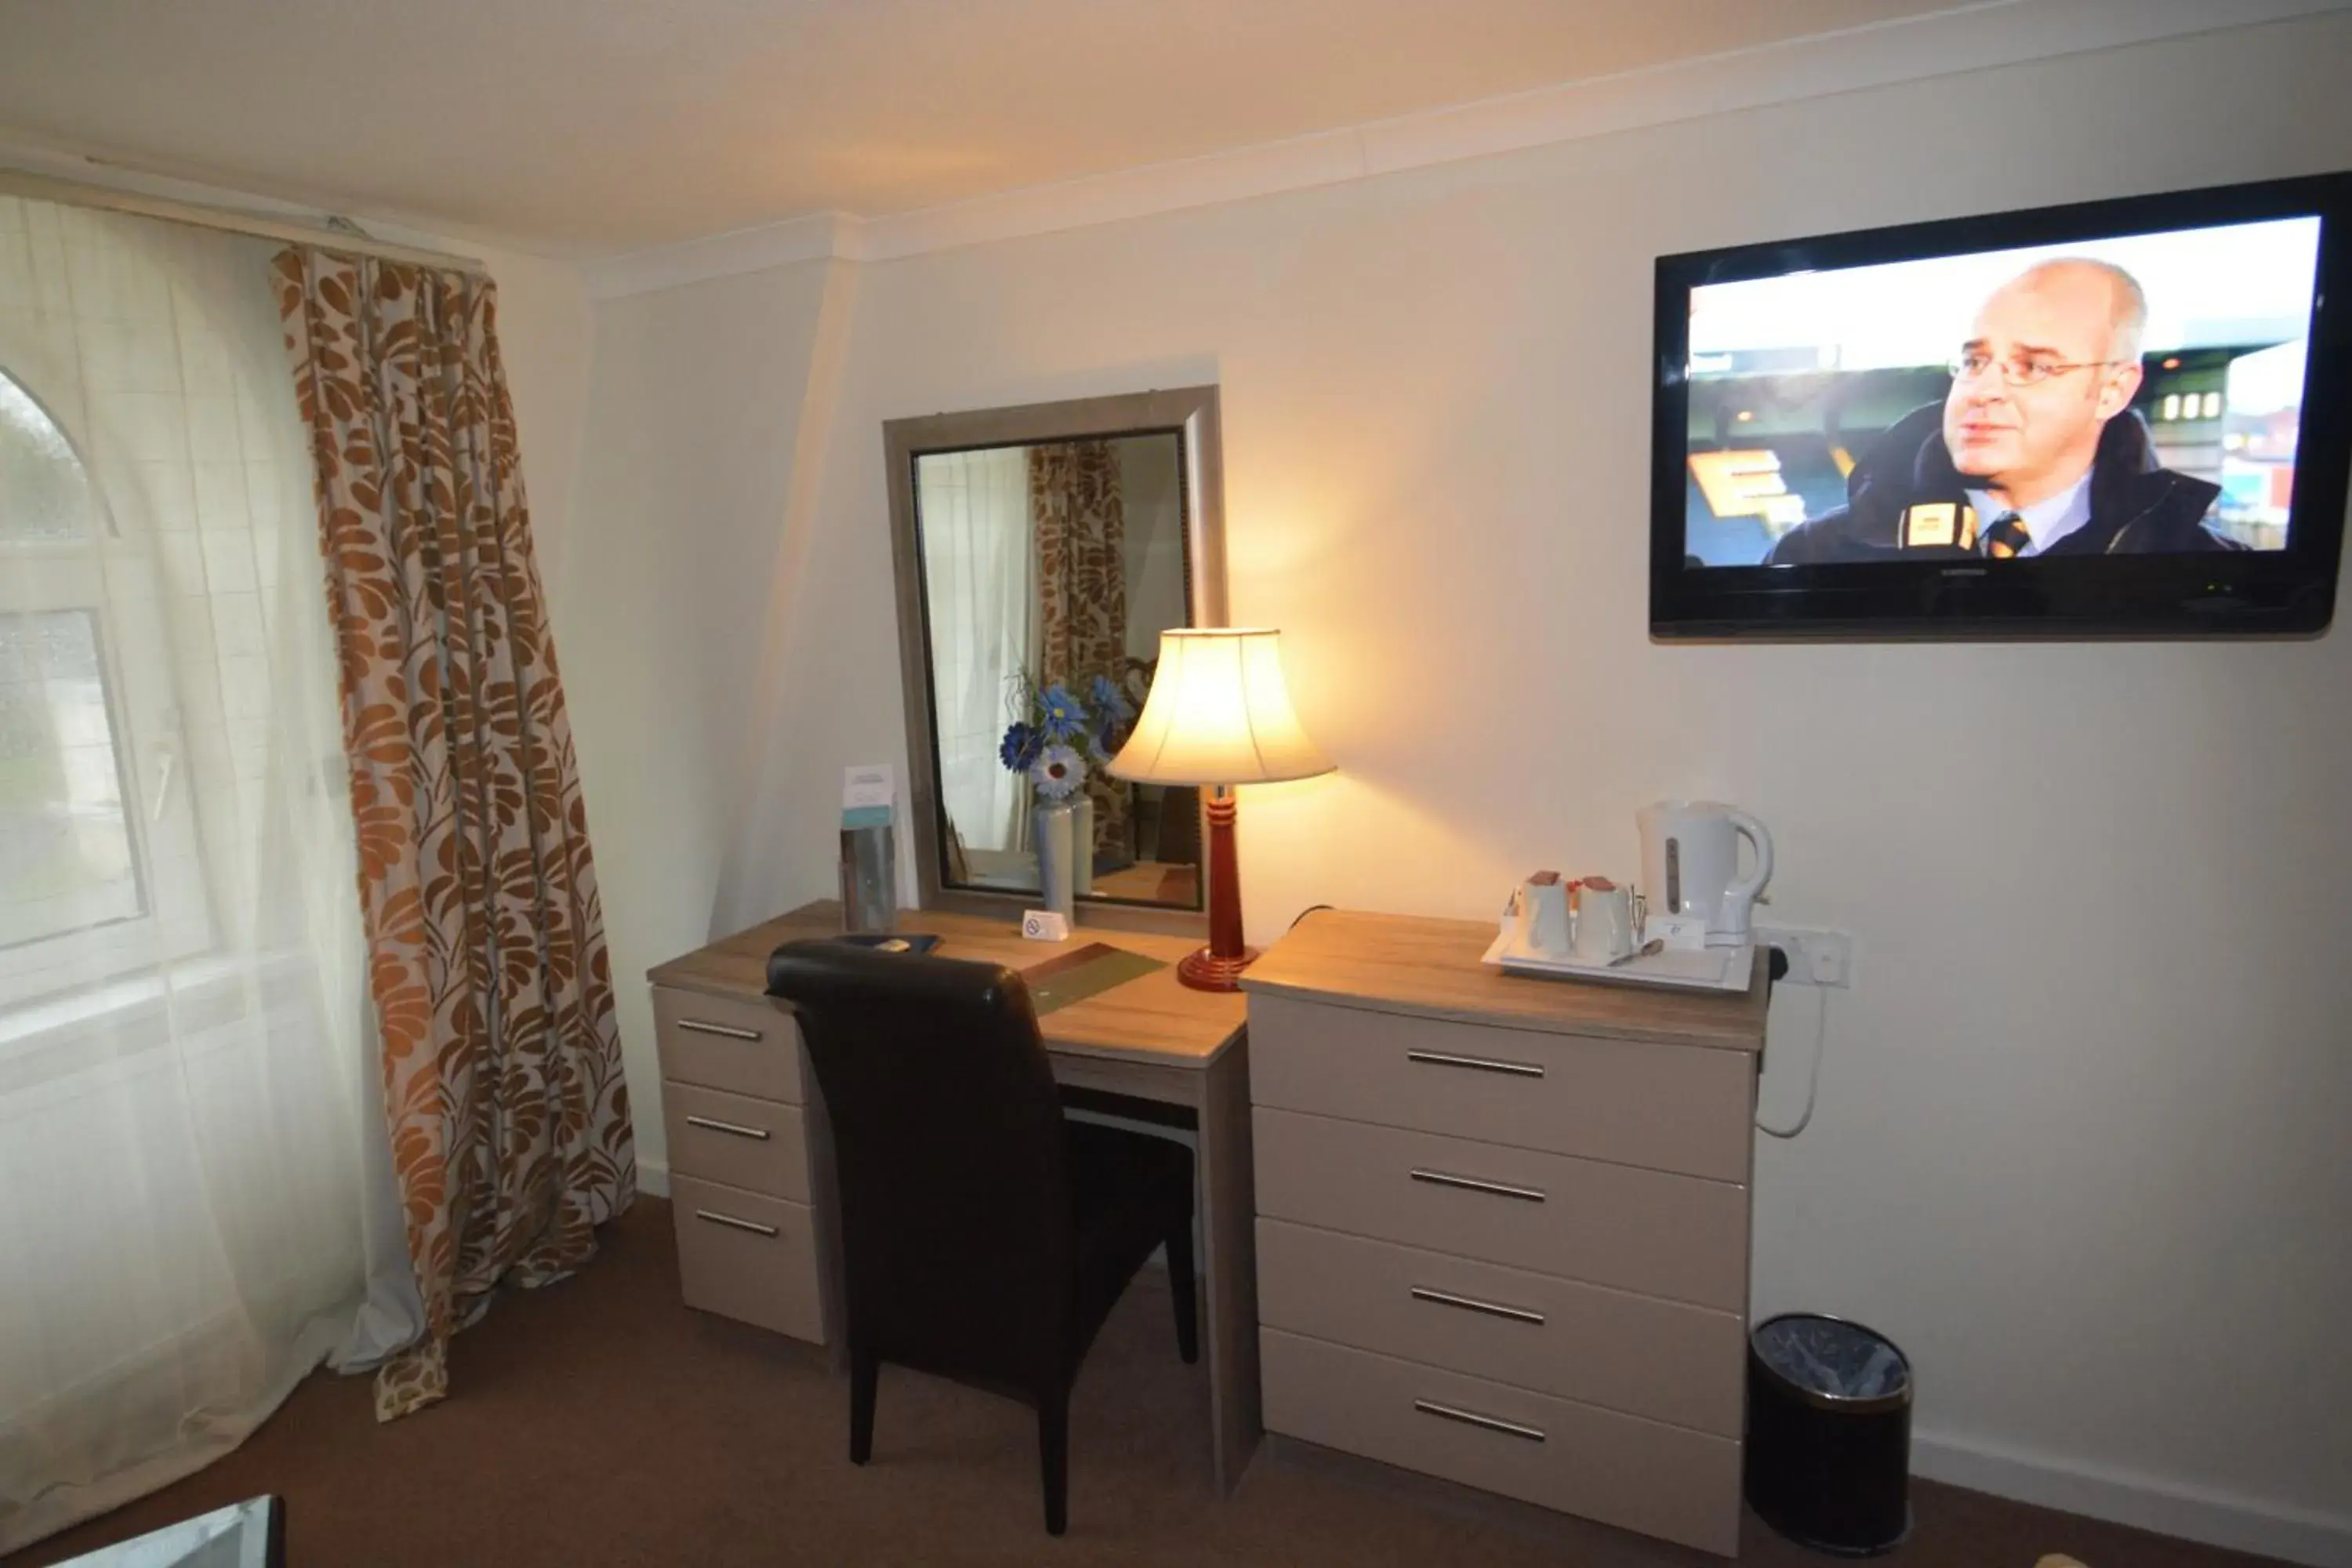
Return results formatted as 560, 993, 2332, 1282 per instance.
1570, 878, 1635, 964
1515, 873, 1570, 957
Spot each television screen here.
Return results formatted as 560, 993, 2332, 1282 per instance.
1652, 175, 2352, 637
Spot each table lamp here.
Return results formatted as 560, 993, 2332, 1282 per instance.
1109, 628, 1333, 990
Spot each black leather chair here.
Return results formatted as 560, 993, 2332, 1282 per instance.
765, 939, 1198, 1536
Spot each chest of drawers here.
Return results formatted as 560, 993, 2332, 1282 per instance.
1241, 910, 1766, 1557
648, 982, 840, 1347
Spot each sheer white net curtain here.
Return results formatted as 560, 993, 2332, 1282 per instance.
916, 445, 1037, 863
0, 197, 416, 1553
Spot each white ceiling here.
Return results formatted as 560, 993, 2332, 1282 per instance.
0, 0, 1973, 257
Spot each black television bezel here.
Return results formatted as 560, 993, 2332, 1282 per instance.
1650, 172, 2352, 640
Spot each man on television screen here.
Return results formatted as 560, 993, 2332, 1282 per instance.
1765, 259, 2238, 562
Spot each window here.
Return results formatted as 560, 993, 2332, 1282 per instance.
0, 365, 205, 1009
0, 608, 143, 946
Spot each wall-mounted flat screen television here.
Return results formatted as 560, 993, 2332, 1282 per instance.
1651, 173, 2352, 638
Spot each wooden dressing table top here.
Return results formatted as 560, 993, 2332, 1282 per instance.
648, 900, 1247, 1067
1242, 909, 1769, 1053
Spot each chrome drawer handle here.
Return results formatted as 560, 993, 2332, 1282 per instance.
695, 1209, 779, 1238
677, 1018, 763, 1041
1410, 1167, 1546, 1203
1410, 1286, 1545, 1326
1406, 1048, 1543, 1079
684, 1115, 771, 1142
1413, 1398, 1545, 1443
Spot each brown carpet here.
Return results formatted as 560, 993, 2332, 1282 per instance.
13, 1199, 2290, 1567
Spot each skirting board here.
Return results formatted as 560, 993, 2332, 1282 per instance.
638, 1159, 670, 1200
1912, 1428, 2352, 1568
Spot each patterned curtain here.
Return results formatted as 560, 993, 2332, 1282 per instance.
271, 248, 635, 1421
1029, 440, 1130, 857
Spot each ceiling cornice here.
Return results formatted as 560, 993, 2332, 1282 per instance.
569, 209, 860, 299
563, 0, 2345, 299
0, 124, 559, 263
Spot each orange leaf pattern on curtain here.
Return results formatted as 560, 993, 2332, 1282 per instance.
270, 247, 634, 1421
1030, 440, 1131, 858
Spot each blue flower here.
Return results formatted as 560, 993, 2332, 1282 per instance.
1031, 744, 1087, 801
1089, 673, 1134, 725
1036, 682, 1087, 742
999, 720, 1042, 774
1084, 674, 1134, 761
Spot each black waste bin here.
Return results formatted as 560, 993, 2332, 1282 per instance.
1745, 1313, 1912, 1555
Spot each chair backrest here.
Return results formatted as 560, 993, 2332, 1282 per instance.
765, 940, 1071, 1389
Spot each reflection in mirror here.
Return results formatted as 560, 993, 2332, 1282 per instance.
916, 431, 1200, 909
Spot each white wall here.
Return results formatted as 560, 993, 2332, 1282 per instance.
557, 260, 843, 1183
478, 245, 595, 599
575, 11, 2352, 1561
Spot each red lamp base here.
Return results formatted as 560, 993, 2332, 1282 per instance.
1181, 787, 1255, 992
1177, 943, 1261, 993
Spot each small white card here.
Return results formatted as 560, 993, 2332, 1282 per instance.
842, 764, 895, 811
1643, 911, 1711, 952
1022, 909, 1072, 942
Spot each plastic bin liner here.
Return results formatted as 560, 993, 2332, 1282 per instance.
1754, 1316, 1909, 1402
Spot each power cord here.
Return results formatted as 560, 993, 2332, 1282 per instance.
1757, 944, 1828, 1140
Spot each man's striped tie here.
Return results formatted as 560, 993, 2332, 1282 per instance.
1982, 512, 2031, 558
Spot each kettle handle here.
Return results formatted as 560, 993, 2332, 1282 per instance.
1721, 809, 1773, 931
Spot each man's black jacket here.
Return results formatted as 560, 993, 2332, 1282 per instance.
1765, 404, 2235, 563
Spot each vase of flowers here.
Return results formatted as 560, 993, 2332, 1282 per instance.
999, 672, 1135, 919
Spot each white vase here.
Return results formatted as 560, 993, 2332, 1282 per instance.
1073, 796, 1094, 896
1033, 800, 1078, 920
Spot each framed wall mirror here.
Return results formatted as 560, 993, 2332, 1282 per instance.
886, 387, 1225, 931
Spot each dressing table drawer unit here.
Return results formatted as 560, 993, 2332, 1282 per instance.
1240, 910, 1768, 1558
649, 982, 838, 1346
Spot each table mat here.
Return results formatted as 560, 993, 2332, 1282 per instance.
1023, 942, 1169, 1014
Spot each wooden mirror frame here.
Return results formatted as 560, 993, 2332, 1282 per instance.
884, 385, 1225, 935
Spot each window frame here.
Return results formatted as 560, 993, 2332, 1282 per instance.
0, 368, 213, 1014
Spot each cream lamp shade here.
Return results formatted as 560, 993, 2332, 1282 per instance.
1109, 628, 1332, 787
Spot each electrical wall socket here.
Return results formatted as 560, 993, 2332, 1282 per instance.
1755, 926, 1853, 989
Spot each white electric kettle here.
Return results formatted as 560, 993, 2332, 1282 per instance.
1637, 800, 1773, 949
